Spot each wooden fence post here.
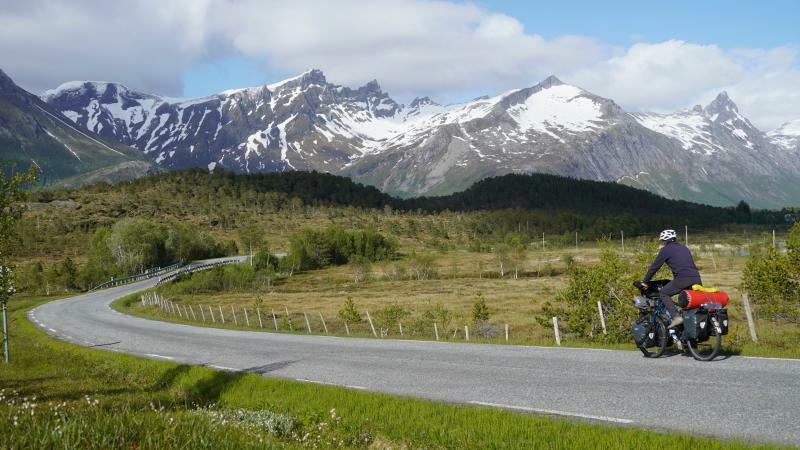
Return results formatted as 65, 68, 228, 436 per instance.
189, 305, 197, 321
464, 325, 470, 341
366, 311, 377, 337
552, 317, 561, 346
319, 313, 329, 334
231, 306, 238, 325
398, 321, 403, 336
244, 308, 250, 327
209, 305, 215, 323
218, 305, 225, 324
505, 323, 509, 341
257, 308, 263, 329
742, 292, 758, 344
200, 305, 206, 322
597, 301, 607, 335
434, 323, 440, 341
344, 321, 350, 336
272, 309, 279, 331
304, 312, 312, 334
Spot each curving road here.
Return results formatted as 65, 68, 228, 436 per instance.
28, 259, 800, 446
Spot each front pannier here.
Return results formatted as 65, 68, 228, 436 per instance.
632, 319, 656, 347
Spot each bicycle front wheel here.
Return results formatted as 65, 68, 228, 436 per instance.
639, 317, 667, 358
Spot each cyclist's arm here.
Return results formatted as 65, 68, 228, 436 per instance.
643, 248, 668, 283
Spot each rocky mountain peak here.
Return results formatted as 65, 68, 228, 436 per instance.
409, 96, 436, 108
539, 75, 564, 89
704, 91, 740, 119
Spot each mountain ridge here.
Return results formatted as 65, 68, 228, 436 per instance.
40, 69, 800, 207
0, 69, 155, 187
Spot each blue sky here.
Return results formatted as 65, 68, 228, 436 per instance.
3, 0, 799, 128
481, 0, 798, 48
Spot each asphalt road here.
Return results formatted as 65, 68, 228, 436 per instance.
28, 260, 800, 446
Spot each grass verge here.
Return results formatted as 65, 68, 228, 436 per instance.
1, 295, 788, 449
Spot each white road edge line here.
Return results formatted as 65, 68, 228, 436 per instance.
468, 401, 634, 424
145, 354, 175, 360
740, 355, 800, 363
208, 364, 239, 371
296, 379, 367, 390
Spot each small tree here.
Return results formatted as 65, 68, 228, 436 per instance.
472, 293, 490, 324
338, 297, 362, 324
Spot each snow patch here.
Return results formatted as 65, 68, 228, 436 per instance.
508, 85, 604, 135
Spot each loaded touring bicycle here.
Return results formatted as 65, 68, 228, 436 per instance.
632, 280, 729, 361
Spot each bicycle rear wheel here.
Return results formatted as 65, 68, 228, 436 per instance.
688, 332, 721, 361
639, 317, 667, 358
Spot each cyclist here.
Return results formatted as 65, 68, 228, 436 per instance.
640, 229, 702, 328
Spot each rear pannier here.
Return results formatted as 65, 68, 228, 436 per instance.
681, 309, 710, 342
710, 309, 729, 336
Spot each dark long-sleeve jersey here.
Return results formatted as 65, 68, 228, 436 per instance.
643, 241, 700, 282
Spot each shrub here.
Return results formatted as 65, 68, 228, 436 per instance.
373, 304, 410, 337
475, 320, 500, 339
406, 252, 436, 280
289, 226, 396, 270
539, 246, 639, 342
742, 224, 800, 323
350, 255, 371, 283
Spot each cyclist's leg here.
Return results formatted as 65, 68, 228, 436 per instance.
658, 280, 682, 319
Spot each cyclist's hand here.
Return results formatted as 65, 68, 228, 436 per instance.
641, 282, 649, 290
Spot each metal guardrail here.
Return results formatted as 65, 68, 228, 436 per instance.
88, 261, 184, 292
155, 259, 241, 286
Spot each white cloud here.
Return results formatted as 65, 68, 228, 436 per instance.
567, 40, 800, 130
210, 0, 607, 99
0, 1, 797, 130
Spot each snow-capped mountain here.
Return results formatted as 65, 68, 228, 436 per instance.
0, 69, 153, 187
43, 70, 800, 207
768, 119, 800, 151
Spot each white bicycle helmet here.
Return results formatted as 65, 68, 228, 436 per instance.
659, 229, 677, 241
